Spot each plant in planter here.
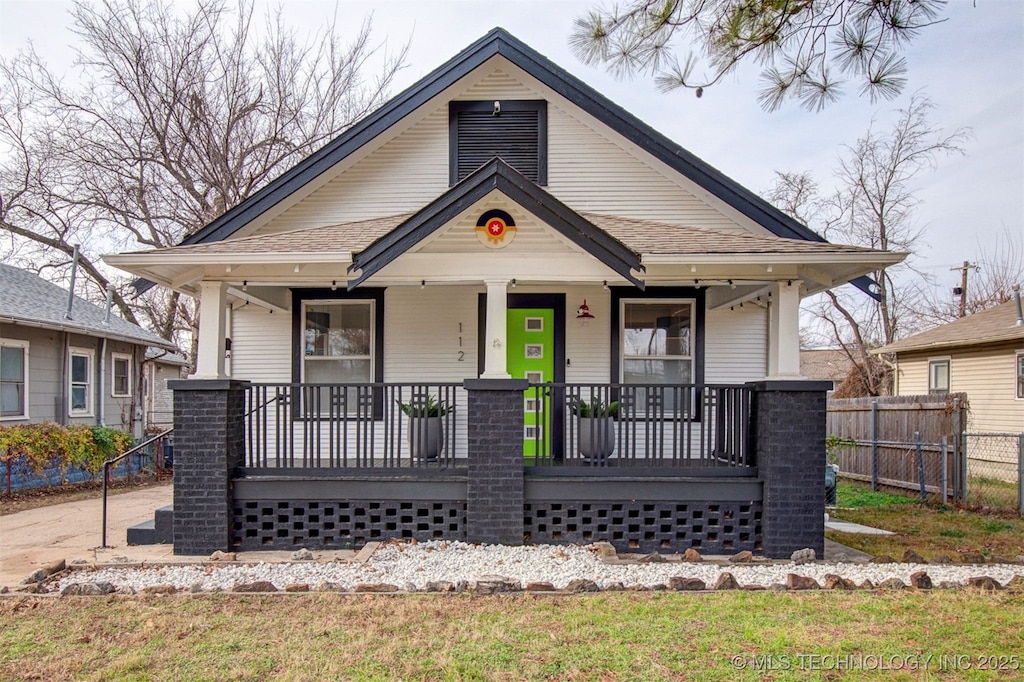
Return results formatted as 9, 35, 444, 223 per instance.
397, 395, 453, 462
570, 397, 620, 461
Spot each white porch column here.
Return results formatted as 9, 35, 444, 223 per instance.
768, 280, 803, 378
193, 280, 228, 379
481, 279, 511, 379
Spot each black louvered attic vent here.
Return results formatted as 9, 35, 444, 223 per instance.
450, 100, 547, 185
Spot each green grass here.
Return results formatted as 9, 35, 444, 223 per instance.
2, 592, 1024, 681
828, 482, 1024, 560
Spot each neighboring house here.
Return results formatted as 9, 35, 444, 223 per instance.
876, 297, 1024, 433
106, 29, 901, 557
142, 349, 189, 433
0, 264, 177, 438
800, 349, 856, 391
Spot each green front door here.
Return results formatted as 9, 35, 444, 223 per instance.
507, 308, 554, 458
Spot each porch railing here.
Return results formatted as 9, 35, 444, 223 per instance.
244, 383, 464, 470
526, 383, 754, 468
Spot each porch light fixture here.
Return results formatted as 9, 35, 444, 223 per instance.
331, 280, 337, 291
242, 280, 248, 291
511, 278, 517, 288
729, 279, 736, 289
602, 280, 609, 290
576, 299, 595, 327
421, 279, 426, 289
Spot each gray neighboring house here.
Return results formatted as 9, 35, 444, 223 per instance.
143, 348, 189, 433
0, 264, 177, 438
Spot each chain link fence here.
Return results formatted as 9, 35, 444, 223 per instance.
963, 433, 1023, 512
832, 432, 1023, 514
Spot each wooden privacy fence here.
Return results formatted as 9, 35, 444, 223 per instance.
826, 393, 968, 500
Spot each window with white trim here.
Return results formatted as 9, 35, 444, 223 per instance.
69, 347, 94, 416
302, 301, 373, 415
112, 352, 132, 397
1, 339, 29, 419
621, 300, 694, 412
928, 358, 950, 395
1016, 351, 1024, 400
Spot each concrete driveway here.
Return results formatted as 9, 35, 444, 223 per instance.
0, 484, 183, 588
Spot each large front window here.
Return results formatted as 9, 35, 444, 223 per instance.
1, 340, 29, 419
302, 301, 373, 414
622, 300, 694, 413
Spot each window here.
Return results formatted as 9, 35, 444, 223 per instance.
302, 301, 374, 414
1, 340, 29, 419
69, 348, 94, 416
112, 353, 132, 397
621, 300, 696, 414
1016, 352, 1024, 400
449, 100, 547, 184
928, 358, 950, 395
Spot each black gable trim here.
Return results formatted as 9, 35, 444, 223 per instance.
346, 158, 644, 289
136, 27, 876, 299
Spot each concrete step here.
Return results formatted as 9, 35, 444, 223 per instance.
127, 505, 174, 546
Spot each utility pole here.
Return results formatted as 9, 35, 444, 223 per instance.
950, 260, 978, 318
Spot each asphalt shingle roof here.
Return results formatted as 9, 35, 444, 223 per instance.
876, 299, 1024, 354
0, 264, 175, 350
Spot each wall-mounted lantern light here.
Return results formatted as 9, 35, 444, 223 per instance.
576, 300, 595, 326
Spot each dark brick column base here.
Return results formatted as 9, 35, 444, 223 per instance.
464, 379, 527, 545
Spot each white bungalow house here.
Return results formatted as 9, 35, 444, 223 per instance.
106, 29, 902, 557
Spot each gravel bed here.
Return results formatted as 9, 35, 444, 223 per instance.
50, 542, 1024, 593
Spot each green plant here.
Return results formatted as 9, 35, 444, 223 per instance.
396, 395, 452, 418
569, 397, 619, 418
825, 434, 856, 465
0, 422, 134, 477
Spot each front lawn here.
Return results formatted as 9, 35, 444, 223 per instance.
828, 482, 1024, 560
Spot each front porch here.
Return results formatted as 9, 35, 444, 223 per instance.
169, 377, 828, 558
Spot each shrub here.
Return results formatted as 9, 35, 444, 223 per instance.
0, 422, 134, 478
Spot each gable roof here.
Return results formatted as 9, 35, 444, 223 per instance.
0, 264, 175, 350
136, 27, 876, 298
875, 299, 1024, 354
348, 158, 644, 289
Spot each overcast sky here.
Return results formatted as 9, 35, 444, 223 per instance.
2, 0, 1022, 299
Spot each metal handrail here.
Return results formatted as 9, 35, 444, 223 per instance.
101, 427, 173, 548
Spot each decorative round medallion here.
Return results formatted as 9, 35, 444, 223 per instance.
475, 209, 517, 249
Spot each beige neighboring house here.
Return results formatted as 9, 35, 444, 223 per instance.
143, 349, 188, 433
800, 349, 855, 390
875, 298, 1024, 433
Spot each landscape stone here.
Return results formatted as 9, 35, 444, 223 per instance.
790, 548, 816, 564
315, 582, 344, 592
604, 582, 626, 591
141, 584, 178, 594
681, 548, 703, 562
233, 581, 279, 593
61, 582, 115, 596
669, 577, 706, 591
353, 583, 399, 593
909, 571, 932, 589
901, 549, 927, 564
878, 577, 907, 590
988, 555, 1013, 565
564, 578, 600, 593
870, 555, 895, 564
786, 574, 820, 590
823, 574, 854, 590
44, 559, 66, 576
209, 551, 236, 562
425, 581, 455, 593
284, 583, 310, 592
931, 554, 953, 564
524, 582, 555, 592
714, 573, 741, 590
966, 576, 1001, 591
730, 551, 754, 563
959, 552, 987, 564
638, 552, 666, 563
290, 548, 315, 561
472, 576, 521, 594
21, 569, 48, 585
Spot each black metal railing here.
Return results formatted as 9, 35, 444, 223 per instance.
244, 383, 464, 469
525, 383, 753, 468
101, 428, 173, 548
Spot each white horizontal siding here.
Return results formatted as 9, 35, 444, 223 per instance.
230, 305, 292, 383
256, 63, 755, 236
704, 305, 768, 384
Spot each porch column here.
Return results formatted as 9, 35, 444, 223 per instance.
168, 379, 249, 555
481, 279, 511, 379
193, 280, 228, 379
751, 380, 831, 558
464, 378, 528, 545
768, 280, 802, 378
